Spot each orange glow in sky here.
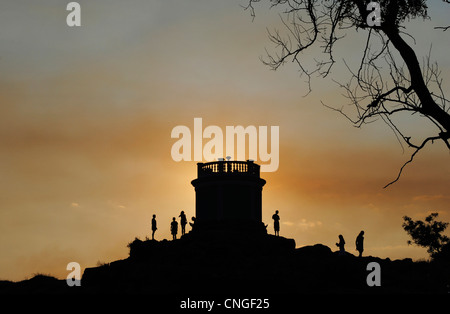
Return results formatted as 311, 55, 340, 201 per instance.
0, 0, 449, 281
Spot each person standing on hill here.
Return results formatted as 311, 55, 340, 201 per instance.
272, 210, 280, 236
356, 230, 365, 257
151, 214, 157, 240
179, 211, 187, 236
170, 217, 178, 240
336, 235, 346, 255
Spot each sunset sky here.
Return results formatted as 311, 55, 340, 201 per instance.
1, 0, 449, 281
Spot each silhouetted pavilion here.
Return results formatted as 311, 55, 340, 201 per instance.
191, 159, 267, 233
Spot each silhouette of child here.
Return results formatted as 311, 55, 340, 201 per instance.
272, 210, 280, 236
356, 231, 364, 257
151, 214, 157, 240
189, 216, 196, 231
170, 217, 178, 240
179, 211, 187, 235
336, 235, 345, 255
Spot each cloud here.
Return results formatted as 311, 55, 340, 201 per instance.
412, 194, 447, 201
70, 202, 79, 208
283, 219, 323, 230
363, 203, 379, 212
298, 219, 323, 230
414, 210, 448, 219
107, 200, 127, 210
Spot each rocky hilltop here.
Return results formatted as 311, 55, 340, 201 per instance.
2, 228, 449, 294
80, 228, 449, 294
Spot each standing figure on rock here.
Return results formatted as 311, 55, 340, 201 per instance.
151, 214, 157, 240
336, 234, 346, 255
179, 211, 187, 236
272, 210, 280, 236
356, 230, 364, 257
170, 217, 178, 240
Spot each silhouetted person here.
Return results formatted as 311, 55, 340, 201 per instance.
356, 230, 364, 257
272, 210, 280, 236
189, 216, 196, 231
151, 214, 157, 240
336, 234, 345, 255
170, 217, 178, 240
179, 211, 187, 235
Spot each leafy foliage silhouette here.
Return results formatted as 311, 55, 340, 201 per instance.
402, 212, 450, 258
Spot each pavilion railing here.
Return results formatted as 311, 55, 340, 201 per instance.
197, 160, 260, 178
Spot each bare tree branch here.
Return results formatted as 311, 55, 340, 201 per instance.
247, 0, 450, 187
434, 26, 450, 31
383, 135, 443, 189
